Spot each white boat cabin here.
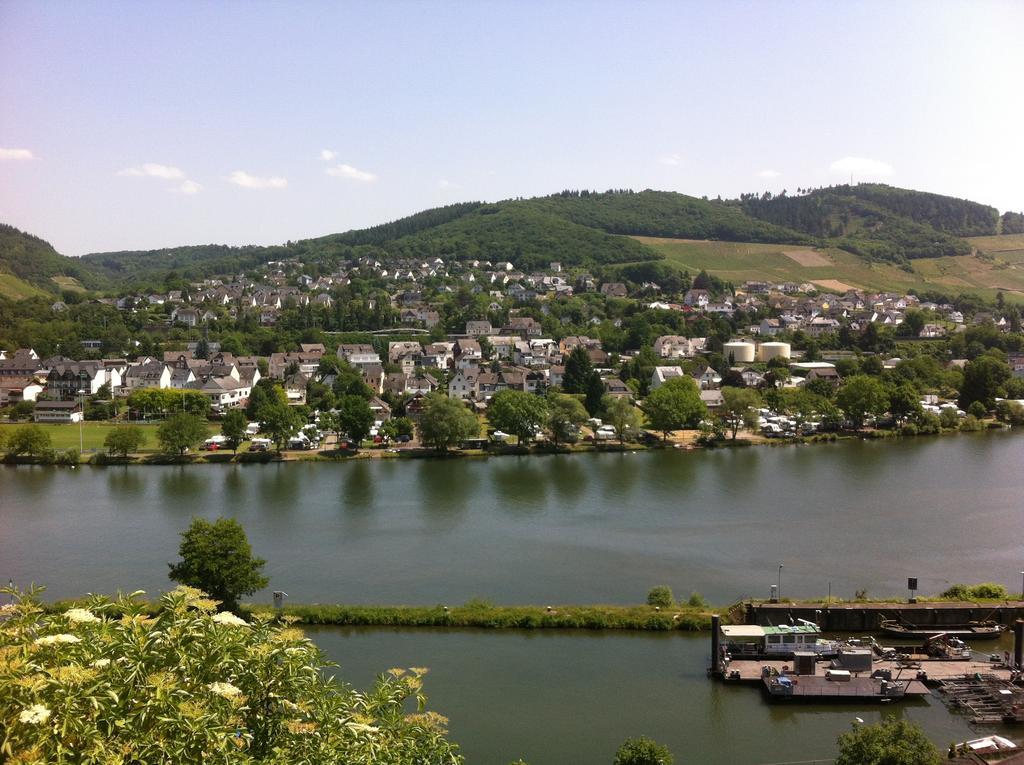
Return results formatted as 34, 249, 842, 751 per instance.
721, 623, 838, 656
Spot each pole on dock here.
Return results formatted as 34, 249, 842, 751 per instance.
710, 615, 721, 676
1014, 620, 1023, 669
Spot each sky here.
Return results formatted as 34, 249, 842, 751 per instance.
1, 0, 1022, 256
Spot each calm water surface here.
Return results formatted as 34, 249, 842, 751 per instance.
2, 433, 1022, 603
3, 433, 1023, 762
310, 626, 1014, 765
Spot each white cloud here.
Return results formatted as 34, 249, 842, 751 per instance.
176, 180, 202, 195
0, 148, 34, 161
320, 149, 337, 161
659, 153, 683, 167
117, 162, 185, 180
438, 179, 461, 191
757, 169, 782, 179
228, 170, 288, 190
829, 156, 895, 178
325, 163, 376, 182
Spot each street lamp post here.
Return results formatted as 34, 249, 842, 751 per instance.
778, 564, 784, 602
77, 389, 86, 452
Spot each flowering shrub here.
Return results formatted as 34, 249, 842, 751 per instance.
0, 586, 462, 764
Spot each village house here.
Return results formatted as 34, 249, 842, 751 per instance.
123, 361, 172, 392
0, 377, 44, 406
337, 344, 381, 369
454, 338, 483, 368
650, 366, 685, 390
503, 316, 543, 338
448, 367, 480, 400
693, 364, 722, 390
465, 320, 493, 337
653, 335, 706, 359
600, 282, 628, 298
33, 400, 84, 423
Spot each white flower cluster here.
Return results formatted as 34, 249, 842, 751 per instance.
34, 634, 81, 646
208, 681, 243, 698
211, 612, 249, 627
91, 658, 111, 668
19, 704, 51, 724
65, 608, 101, 624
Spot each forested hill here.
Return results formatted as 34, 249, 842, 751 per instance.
0, 224, 103, 292
6, 185, 1020, 289
738, 184, 1006, 263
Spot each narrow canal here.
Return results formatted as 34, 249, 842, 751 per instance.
310, 626, 1014, 765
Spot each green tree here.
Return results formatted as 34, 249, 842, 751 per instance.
418, 393, 480, 452
257, 400, 303, 452
646, 586, 674, 608
546, 392, 588, 444
220, 409, 248, 453
995, 399, 1024, 425
614, 736, 674, 765
603, 395, 642, 446
103, 425, 145, 457
958, 354, 1011, 411
336, 394, 375, 447
643, 377, 706, 442
584, 370, 606, 416
562, 346, 593, 394
836, 375, 890, 429
381, 416, 415, 441
332, 360, 374, 399
246, 379, 287, 419
157, 413, 208, 456
5, 424, 52, 457
720, 387, 762, 440
487, 390, 549, 444
834, 719, 940, 765
168, 517, 269, 612
887, 383, 922, 425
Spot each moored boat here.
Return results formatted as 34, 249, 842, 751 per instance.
878, 619, 1006, 640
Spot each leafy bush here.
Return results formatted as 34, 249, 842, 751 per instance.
0, 586, 462, 763
613, 736, 674, 765
938, 408, 961, 429
54, 448, 79, 466
646, 586, 674, 608
995, 399, 1024, 425
967, 400, 987, 419
959, 414, 984, 432
941, 582, 1008, 600
687, 592, 708, 609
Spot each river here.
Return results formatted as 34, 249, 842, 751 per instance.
2, 432, 1022, 604
3, 433, 1024, 762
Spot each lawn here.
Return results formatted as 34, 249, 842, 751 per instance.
633, 235, 1024, 301
0, 421, 221, 453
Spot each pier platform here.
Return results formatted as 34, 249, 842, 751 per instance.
722, 657, 1013, 685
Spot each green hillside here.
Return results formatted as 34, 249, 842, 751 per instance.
12, 185, 1023, 295
0, 224, 104, 292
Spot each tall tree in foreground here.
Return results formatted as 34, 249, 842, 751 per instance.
562, 346, 594, 394
168, 517, 269, 612
643, 377, 706, 442
487, 390, 549, 444
157, 413, 208, 456
720, 387, 761, 440
418, 393, 480, 452
103, 424, 145, 457
603, 395, 642, 446
834, 719, 939, 765
546, 392, 588, 444
220, 408, 248, 454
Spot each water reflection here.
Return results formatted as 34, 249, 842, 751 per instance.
157, 467, 209, 514
341, 461, 374, 508
549, 456, 586, 506
417, 459, 475, 520
491, 457, 549, 513
105, 467, 144, 499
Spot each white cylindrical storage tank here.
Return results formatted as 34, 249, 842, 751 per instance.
757, 341, 792, 362
723, 341, 756, 364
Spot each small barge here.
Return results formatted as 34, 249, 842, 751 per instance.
720, 621, 840, 659
879, 619, 1006, 641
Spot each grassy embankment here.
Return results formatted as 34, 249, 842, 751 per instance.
632, 235, 1024, 302
0, 421, 220, 452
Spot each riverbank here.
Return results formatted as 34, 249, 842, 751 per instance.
1, 418, 1010, 466
37, 596, 1024, 632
